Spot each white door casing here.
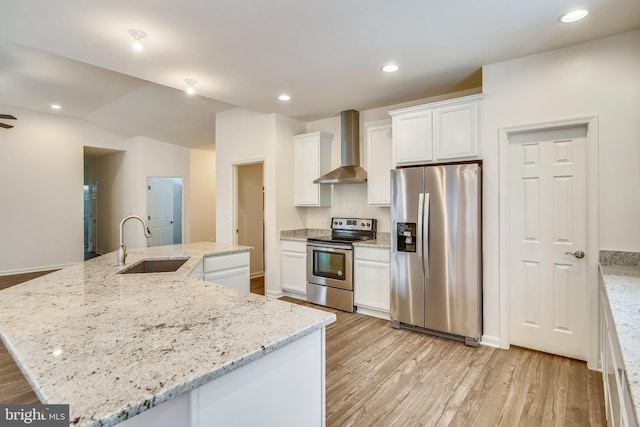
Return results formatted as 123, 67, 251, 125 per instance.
508, 126, 588, 360
89, 181, 98, 253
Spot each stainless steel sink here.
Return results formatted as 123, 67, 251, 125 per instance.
118, 257, 190, 274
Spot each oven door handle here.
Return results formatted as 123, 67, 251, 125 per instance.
306, 242, 353, 251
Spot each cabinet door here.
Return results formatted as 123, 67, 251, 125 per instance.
281, 251, 307, 294
204, 266, 250, 292
294, 132, 332, 207
433, 102, 479, 160
354, 256, 390, 316
365, 120, 392, 206
393, 109, 433, 165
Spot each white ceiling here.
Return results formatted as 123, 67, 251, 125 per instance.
1, 0, 639, 148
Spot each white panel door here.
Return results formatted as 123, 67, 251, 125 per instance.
147, 178, 173, 246
509, 127, 588, 360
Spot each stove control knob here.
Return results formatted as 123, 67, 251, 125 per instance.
339, 221, 343, 225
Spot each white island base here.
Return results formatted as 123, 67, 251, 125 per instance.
121, 329, 326, 427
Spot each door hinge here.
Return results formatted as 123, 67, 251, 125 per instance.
147, 185, 151, 190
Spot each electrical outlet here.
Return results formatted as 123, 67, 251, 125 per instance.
320, 218, 326, 226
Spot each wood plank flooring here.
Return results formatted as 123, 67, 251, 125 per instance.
281, 296, 606, 427
1, 273, 605, 426
250, 275, 265, 295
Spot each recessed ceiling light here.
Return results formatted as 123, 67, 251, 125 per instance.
381, 64, 399, 73
50, 104, 62, 110
558, 9, 589, 23
278, 94, 291, 101
129, 29, 147, 51
185, 79, 197, 95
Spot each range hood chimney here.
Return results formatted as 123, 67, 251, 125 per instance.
313, 110, 367, 184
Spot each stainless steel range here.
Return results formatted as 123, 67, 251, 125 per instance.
307, 217, 377, 312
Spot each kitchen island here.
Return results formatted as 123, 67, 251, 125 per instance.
0, 242, 335, 427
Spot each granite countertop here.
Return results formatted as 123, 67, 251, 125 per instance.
280, 228, 331, 241
280, 229, 391, 248
599, 250, 640, 422
353, 232, 391, 249
0, 242, 335, 427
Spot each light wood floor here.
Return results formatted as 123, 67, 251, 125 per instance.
250, 275, 265, 295
281, 296, 606, 427
1, 273, 605, 426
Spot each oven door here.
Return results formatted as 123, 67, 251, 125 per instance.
307, 243, 353, 291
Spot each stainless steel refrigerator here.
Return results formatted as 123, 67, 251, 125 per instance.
390, 162, 482, 346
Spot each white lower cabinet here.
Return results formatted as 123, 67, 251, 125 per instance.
281, 240, 307, 297
354, 246, 390, 320
600, 268, 637, 427
202, 251, 250, 292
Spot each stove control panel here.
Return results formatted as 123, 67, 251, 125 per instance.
331, 217, 376, 232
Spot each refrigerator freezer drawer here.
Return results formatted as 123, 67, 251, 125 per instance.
307, 282, 354, 313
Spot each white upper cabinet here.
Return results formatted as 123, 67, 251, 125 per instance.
433, 101, 479, 161
391, 109, 433, 165
364, 120, 392, 206
389, 94, 482, 166
293, 131, 332, 207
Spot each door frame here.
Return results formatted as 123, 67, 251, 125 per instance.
146, 176, 184, 246
498, 116, 599, 369
231, 157, 266, 247
233, 160, 265, 276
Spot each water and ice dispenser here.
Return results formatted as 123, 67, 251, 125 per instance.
396, 222, 417, 252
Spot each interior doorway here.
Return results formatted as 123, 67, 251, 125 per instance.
147, 177, 183, 246
499, 116, 599, 368
235, 162, 265, 293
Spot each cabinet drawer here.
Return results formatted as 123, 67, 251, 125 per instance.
281, 240, 307, 253
354, 246, 390, 263
204, 251, 250, 273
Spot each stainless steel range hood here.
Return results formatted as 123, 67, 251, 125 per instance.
313, 110, 367, 184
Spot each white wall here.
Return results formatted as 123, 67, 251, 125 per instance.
0, 107, 193, 274
118, 136, 191, 250
189, 149, 216, 242
0, 107, 127, 274
480, 29, 640, 345
215, 108, 305, 296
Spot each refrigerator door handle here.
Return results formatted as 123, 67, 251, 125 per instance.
417, 192, 425, 277
424, 192, 430, 278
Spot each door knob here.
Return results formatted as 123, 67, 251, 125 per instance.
565, 250, 585, 259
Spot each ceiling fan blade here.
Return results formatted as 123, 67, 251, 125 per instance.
0, 114, 17, 120
0, 122, 15, 129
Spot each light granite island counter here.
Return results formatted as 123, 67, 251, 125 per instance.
0, 242, 336, 427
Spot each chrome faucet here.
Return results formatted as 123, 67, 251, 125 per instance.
117, 215, 152, 266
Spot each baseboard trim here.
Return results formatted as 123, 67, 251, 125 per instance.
480, 334, 502, 349
0, 263, 75, 277
281, 290, 307, 301
355, 305, 390, 320
266, 290, 284, 299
